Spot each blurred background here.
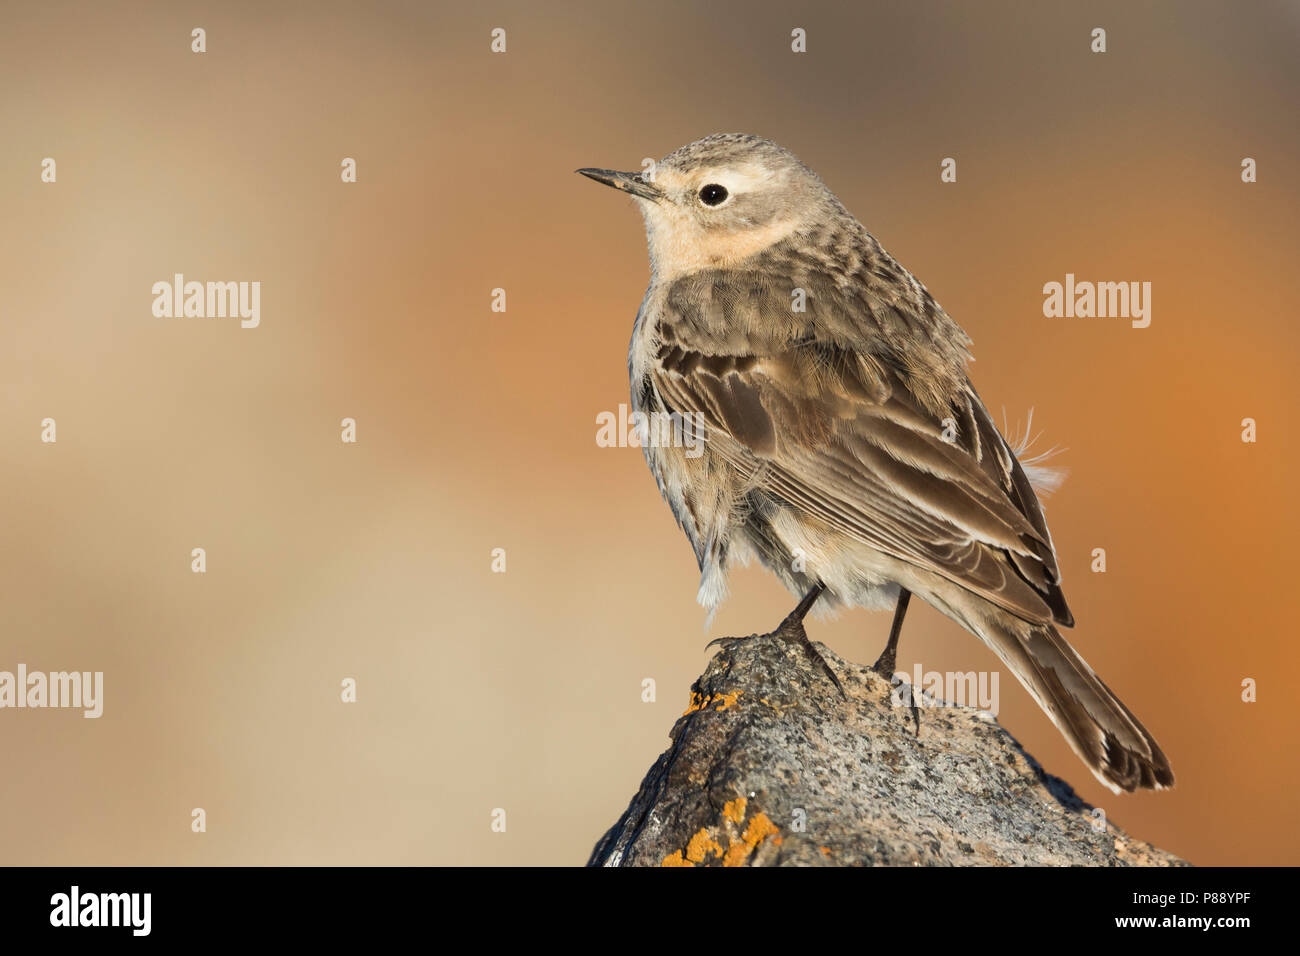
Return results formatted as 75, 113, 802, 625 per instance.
1, 0, 1297, 865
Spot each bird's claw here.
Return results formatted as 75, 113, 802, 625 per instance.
704, 635, 745, 652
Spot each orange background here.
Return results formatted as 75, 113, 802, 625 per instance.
1, 0, 1297, 865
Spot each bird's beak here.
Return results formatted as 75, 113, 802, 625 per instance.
576, 167, 664, 202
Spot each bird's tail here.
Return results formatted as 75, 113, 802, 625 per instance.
971, 610, 1174, 793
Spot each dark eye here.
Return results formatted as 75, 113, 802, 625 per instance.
698, 184, 728, 206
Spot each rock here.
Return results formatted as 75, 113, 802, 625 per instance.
588, 620, 1187, 867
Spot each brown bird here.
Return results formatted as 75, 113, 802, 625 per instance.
579, 133, 1173, 793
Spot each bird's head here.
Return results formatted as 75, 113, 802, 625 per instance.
578, 134, 838, 279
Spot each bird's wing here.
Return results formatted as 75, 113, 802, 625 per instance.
650, 266, 1073, 628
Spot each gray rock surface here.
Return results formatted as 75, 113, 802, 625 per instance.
588, 620, 1187, 867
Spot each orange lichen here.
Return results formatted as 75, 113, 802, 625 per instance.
722, 797, 748, 823
744, 812, 779, 846
723, 811, 779, 867
722, 843, 748, 866
663, 799, 781, 868
685, 828, 724, 863
682, 690, 742, 716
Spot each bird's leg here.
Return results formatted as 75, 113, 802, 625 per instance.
705, 581, 845, 696
872, 588, 921, 735
775, 583, 846, 697
779, 581, 827, 630
706, 581, 827, 652
872, 588, 911, 677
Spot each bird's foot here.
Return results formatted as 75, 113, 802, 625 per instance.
704, 634, 751, 653
885, 675, 922, 737
704, 621, 846, 698
871, 646, 897, 678
774, 615, 847, 698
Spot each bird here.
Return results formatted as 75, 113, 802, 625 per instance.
577, 133, 1173, 794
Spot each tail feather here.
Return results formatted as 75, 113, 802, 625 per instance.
975, 613, 1174, 793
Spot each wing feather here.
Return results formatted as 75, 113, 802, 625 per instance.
650, 300, 1073, 626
